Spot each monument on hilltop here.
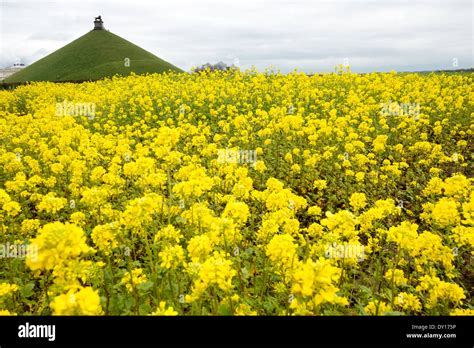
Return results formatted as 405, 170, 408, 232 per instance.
93, 16, 104, 30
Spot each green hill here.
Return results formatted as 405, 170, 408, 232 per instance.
4, 30, 182, 83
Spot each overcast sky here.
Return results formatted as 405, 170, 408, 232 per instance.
0, 0, 472, 73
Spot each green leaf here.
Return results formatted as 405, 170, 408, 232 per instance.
217, 304, 232, 316
20, 282, 35, 298
245, 247, 254, 255
137, 281, 154, 292
139, 303, 152, 315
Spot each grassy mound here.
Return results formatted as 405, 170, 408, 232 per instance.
4, 30, 182, 83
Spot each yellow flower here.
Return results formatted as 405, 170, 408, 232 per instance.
386, 221, 418, 249
291, 258, 347, 308
154, 225, 182, 244
51, 259, 103, 291
451, 221, 473, 243
364, 300, 391, 315
355, 172, 365, 182
120, 193, 164, 229
2, 201, 21, 217
26, 222, 92, 271
0, 189, 11, 205
384, 269, 407, 286
0, 283, 19, 297
409, 231, 453, 270
0, 309, 17, 316
349, 192, 367, 211
20, 219, 41, 234
423, 177, 444, 195
320, 210, 358, 239
291, 164, 301, 174
307, 206, 322, 216
121, 268, 148, 292
416, 275, 466, 308
187, 235, 213, 262
172, 165, 215, 199
443, 174, 470, 197
70, 212, 86, 226
91, 223, 118, 255
50, 287, 102, 315
431, 198, 460, 227
80, 187, 109, 207
150, 301, 178, 316
222, 201, 249, 225
37, 193, 67, 214
1, 65, 472, 316
50, 163, 64, 174
461, 192, 474, 225
266, 234, 297, 269
254, 160, 267, 173
189, 251, 236, 299
235, 303, 257, 315
372, 135, 388, 153
159, 245, 184, 269
313, 180, 327, 190
291, 260, 316, 297
395, 292, 422, 313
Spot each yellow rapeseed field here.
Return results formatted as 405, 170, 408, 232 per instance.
0, 69, 472, 315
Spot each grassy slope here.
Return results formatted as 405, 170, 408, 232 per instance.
5, 30, 182, 83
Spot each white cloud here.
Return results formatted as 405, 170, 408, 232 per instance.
0, 0, 472, 72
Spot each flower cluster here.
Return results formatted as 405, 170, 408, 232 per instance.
0, 69, 472, 315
